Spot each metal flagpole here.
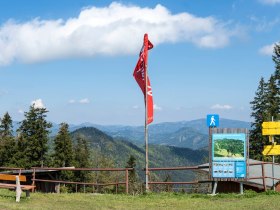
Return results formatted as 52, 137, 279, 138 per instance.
145, 47, 149, 192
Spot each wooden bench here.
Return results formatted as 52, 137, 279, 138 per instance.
0, 174, 36, 202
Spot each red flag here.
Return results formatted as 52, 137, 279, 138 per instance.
133, 34, 154, 124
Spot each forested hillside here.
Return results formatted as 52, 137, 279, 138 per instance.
70, 127, 208, 181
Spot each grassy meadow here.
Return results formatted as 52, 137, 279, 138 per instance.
0, 189, 279, 210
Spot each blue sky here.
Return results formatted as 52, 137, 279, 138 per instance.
0, 0, 279, 125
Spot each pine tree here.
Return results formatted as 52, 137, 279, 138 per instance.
250, 77, 268, 160
273, 42, 280, 82
163, 174, 172, 192
17, 105, 52, 168
266, 74, 280, 120
74, 136, 90, 183
270, 42, 280, 155
126, 155, 140, 195
250, 43, 280, 160
0, 112, 13, 137
0, 112, 16, 166
53, 123, 74, 167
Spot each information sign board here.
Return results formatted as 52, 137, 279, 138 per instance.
212, 133, 246, 178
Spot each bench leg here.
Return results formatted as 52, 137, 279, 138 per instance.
16, 176, 22, 202
25, 190, 30, 198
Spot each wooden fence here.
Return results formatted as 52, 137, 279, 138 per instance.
31, 167, 133, 194
0, 162, 278, 193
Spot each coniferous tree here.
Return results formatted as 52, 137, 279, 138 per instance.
266, 74, 280, 120
0, 112, 16, 166
53, 123, 74, 167
273, 42, 280, 82
250, 43, 280, 160
270, 43, 280, 155
250, 77, 268, 160
272, 43, 280, 124
74, 136, 90, 183
16, 105, 52, 168
163, 174, 172, 192
126, 155, 140, 195
0, 112, 13, 137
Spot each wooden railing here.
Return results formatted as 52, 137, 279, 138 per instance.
247, 161, 280, 191
146, 162, 280, 192
31, 167, 133, 194
0, 162, 278, 193
146, 165, 211, 191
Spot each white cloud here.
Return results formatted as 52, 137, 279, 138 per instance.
79, 98, 90, 104
18, 109, 24, 114
211, 104, 232, 110
154, 104, 162, 111
68, 99, 76, 104
259, 0, 280, 5
31, 99, 45, 109
249, 16, 280, 32
68, 98, 90, 104
0, 2, 239, 66
259, 43, 275, 55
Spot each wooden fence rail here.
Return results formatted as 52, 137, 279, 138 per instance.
0, 161, 278, 193
31, 167, 133, 194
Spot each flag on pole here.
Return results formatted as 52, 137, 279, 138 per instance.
133, 34, 154, 124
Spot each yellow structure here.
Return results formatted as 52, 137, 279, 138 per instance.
262, 143, 280, 155
262, 121, 280, 135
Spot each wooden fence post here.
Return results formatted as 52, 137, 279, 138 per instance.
32, 168, 36, 192
125, 169, 129, 194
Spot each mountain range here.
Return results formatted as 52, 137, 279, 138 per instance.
66, 118, 251, 150
13, 118, 251, 150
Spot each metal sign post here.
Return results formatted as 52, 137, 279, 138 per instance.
272, 117, 275, 191
261, 118, 280, 191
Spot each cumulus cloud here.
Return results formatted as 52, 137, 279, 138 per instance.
0, 2, 239, 66
68, 99, 76, 104
153, 104, 162, 111
259, 0, 280, 5
69, 98, 90, 104
211, 104, 232, 110
18, 109, 24, 114
259, 43, 275, 55
31, 99, 45, 109
79, 98, 90, 104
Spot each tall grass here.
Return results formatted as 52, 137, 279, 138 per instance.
0, 189, 279, 210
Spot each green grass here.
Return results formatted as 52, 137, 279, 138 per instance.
0, 189, 279, 210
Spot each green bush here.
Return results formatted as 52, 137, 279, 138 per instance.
244, 189, 257, 198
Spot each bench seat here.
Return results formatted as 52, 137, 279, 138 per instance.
0, 174, 36, 202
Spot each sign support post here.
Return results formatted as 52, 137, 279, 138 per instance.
207, 114, 219, 195
261, 118, 280, 191
211, 181, 218, 195
272, 117, 275, 191
240, 182, 244, 194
